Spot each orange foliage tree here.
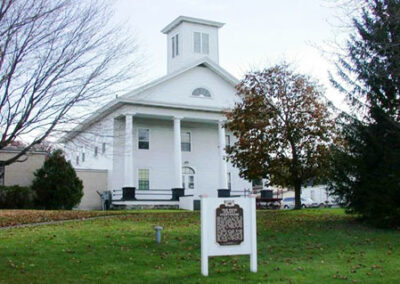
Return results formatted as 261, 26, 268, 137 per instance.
226, 64, 335, 209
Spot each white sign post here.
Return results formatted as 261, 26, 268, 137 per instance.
200, 195, 257, 276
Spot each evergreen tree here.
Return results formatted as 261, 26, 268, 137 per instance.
329, 0, 400, 227
32, 150, 83, 210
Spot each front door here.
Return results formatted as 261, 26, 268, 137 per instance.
182, 167, 195, 194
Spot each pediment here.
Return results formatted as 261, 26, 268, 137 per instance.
122, 59, 240, 110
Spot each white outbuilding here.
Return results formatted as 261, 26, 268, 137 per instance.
62, 16, 252, 209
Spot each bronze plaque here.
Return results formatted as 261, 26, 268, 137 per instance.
216, 203, 244, 246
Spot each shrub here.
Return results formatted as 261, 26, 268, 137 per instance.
0, 185, 35, 209
32, 150, 83, 210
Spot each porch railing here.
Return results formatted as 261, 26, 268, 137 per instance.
112, 187, 184, 201
217, 188, 252, 198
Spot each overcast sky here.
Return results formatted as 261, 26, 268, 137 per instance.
114, 0, 350, 108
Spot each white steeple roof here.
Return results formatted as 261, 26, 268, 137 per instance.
161, 16, 224, 34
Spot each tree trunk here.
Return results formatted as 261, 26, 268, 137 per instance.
294, 182, 302, 210
289, 139, 302, 209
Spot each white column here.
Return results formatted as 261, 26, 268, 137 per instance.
173, 116, 183, 188
218, 120, 228, 189
124, 113, 134, 187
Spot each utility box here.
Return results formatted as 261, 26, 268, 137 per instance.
100, 191, 111, 210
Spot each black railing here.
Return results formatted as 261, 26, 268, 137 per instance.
232, 189, 252, 197
218, 189, 252, 198
113, 187, 254, 201
114, 187, 185, 201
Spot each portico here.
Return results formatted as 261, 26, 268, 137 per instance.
118, 111, 228, 196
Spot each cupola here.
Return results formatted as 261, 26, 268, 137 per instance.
161, 16, 224, 74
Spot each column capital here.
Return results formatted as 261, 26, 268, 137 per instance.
173, 116, 184, 121
218, 119, 227, 127
123, 112, 136, 117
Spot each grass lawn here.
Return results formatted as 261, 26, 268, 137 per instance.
0, 209, 138, 227
0, 209, 399, 283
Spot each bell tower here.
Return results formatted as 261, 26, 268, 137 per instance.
161, 16, 224, 74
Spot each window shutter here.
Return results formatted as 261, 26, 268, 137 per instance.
194, 32, 201, 53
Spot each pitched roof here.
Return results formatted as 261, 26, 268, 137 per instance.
59, 58, 239, 143
120, 57, 238, 99
161, 16, 224, 34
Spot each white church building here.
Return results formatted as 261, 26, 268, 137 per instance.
62, 16, 252, 209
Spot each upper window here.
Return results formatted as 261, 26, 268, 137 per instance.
194, 32, 209, 54
138, 128, 149, 150
172, 34, 179, 58
225, 134, 231, 148
181, 132, 191, 152
102, 142, 106, 154
94, 146, 98, 157
192, 88, 211, 98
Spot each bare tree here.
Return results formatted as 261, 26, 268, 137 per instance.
0, 0, 142, 166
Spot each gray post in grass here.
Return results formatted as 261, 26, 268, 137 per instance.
154, 226, 163, 243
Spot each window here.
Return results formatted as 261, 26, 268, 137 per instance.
225, 134, 231, 149
76, 156, 79, 165
182, 167, 195, 175
172, 37, 174, 58
194, 32, 201, 53
181, 132, 191, 152
176, 34, 179, 56
172, 34, 179, 58
138, 128, 149, 149
188, 175, 194, 189
94, 146, 98, 157
82, 152, 85, 163
182, 167, 195, 189
227, 172, 231, 190
194, 32, 209, 54
192, 88, 211, 98
138, 169, 149, 190
102, 142, 106, 154
202, 33, 209, 54
284, 197, 295, 202
0, 162, 4, 185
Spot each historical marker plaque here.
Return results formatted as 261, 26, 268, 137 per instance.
201, 197, 257, 276
215, 202, 244, 245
